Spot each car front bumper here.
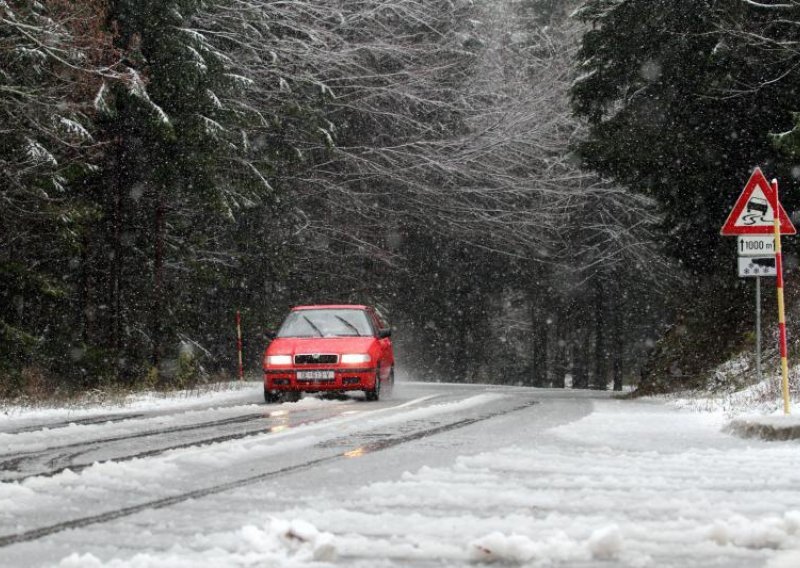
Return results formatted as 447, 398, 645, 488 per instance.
264, 368, 377, 391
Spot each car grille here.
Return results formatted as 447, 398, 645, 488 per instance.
294, 354, 339, 365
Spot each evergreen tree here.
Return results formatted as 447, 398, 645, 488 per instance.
571, 0, 800, 388
0, 0, 112, 388
77, 0, 273, 381
571, 0, 800, 271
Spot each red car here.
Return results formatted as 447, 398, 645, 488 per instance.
263, 305, 395, 403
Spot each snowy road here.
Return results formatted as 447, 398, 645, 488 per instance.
2, 382, 800, 567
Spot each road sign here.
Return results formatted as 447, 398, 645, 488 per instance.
738, 256, 777, 277
720, 168, 796, 235
737, 236, 776, 257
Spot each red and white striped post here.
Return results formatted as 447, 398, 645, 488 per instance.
235, 310, 244, 381
771, 179, 791, 414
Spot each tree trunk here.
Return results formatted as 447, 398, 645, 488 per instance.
529, 287, 550, 387
539, 316, 549, 386
573, 330, 589, 389
152, 189, 165, 369
111, 139, 122, 356
530, 304, 544, 386
612, 284, 624, 391
79, 229, 90, 344
552, 315, 566, 388
593, 275, 607, 390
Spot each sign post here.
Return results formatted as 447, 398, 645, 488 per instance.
756, 276, 762, 383
737, 237, 777, 381
721, 168, 795, 413
771, 179, 791, 414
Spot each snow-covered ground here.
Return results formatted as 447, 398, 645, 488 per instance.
2, 382, 800, 567
669, 357, 800, 440
0, 381, 262, 432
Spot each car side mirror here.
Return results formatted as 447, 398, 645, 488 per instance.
378, 328, 392, 339
264, 330, 277, 341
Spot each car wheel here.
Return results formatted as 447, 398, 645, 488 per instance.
264, 387, 280, 404
282, 391, 302, 403
365, 371, 381, 402
384, 367, 395, 399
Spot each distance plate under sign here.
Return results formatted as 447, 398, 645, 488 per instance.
738, 256, 776, 277
738, 236, 776, 257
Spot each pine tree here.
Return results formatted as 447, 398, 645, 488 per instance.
0, 0, 113, 387
571, 0, 800, 272
80, 0, 273, 381
571, 0, 800, 388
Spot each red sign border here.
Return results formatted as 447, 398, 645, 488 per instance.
720, 168, 796, 236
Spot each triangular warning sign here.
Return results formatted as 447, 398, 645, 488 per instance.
720, 168, 796, 236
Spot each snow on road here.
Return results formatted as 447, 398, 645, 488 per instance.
2, 383, 800, 567
0, 381, 262, 432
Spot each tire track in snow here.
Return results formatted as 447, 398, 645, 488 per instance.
0, 413, 147, 435
0, 402, 358, 477
0, 399, 537, 548
0, 413, 271, 474
1, 394, 455, 480
4, 412, 343, 483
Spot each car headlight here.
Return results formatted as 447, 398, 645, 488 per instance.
341, 353, 371, 364
266, 355, 292, 366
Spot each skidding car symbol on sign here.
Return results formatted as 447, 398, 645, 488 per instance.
743, 197, 769, 224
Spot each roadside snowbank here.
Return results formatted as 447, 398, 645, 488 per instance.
726, 414, 800, 441
665, 356, 800, 440
0, 382, 361, 438
0, 381, 264, 426
58, 518, 337, 568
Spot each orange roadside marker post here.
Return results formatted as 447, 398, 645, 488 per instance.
236, 310, 244, 381
771, 179, 791, 414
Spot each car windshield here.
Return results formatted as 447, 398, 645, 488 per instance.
277, 309, 374, 338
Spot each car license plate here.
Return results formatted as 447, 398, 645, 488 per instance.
296, 370, 335, 380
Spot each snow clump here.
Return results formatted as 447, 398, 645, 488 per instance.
468, 527, 623, 564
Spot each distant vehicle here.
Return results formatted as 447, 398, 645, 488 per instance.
263, 305, 395, 403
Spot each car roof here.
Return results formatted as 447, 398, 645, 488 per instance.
291, 304, 369, 311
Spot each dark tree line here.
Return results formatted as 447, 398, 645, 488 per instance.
1, 0, 669, 397
573, 0, 800, 391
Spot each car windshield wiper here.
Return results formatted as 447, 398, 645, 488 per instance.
334, 315, 361, 336
302, 315, 324, 337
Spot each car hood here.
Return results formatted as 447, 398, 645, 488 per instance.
267, 336, 377, 355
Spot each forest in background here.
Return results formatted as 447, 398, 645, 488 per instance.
3, 0, 799, 398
